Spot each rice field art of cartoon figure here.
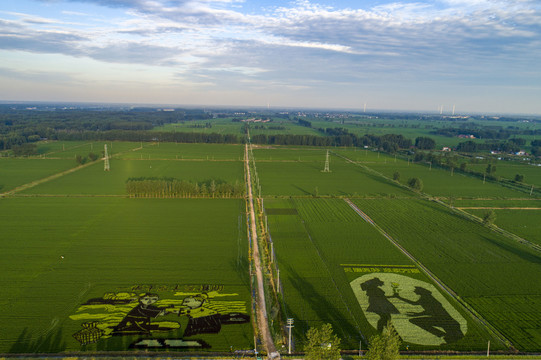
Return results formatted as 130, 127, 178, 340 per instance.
70, 288, 250, 349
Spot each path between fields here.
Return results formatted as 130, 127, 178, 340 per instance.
0, 144, 145, 197
245, 143, 277, 358
0, 160, 98, 197
458, 207, 541, 210
343, 198, 513, 349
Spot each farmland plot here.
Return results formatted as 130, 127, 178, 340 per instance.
352, 198, 541, 351
0, 197, 252, 353
256, 155, 411, 197
117, 143, 243, 161
21, 159, 243, 195
0, 158, 77, 193
465, 209, 541, 247
343, 155, 532, 199
468, 163, 541, 188
37, 141, 142, 159
265, 198, 497, 350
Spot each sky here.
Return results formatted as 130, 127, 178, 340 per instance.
1, 0, 540, 114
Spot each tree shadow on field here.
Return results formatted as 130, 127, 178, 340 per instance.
283, 263, 359, 347
354, 166, 406, 193
481, 235, 541, 264
293, 185, 311, 196
231, 257, 250, 287
10, 327, 66, 353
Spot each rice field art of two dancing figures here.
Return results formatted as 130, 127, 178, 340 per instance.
351, 273, 467, 346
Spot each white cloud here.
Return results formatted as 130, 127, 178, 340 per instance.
3, 0, 541, 112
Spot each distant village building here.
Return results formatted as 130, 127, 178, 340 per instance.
458, 134, 475, 139
442, 147, 451, 152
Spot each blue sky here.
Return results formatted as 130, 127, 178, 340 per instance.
1, 0, 540, 114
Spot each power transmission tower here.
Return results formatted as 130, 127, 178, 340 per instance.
104, 144, 110, 171
322, 150, 331, 172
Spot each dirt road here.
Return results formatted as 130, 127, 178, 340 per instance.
245, 144, 277, 358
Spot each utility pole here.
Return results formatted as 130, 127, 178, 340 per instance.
287, 318, 294, 354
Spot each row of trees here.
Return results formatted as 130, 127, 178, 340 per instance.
125, 177, 245, 198
251, 132, 414, 151
0, 107, 212, 150
75, 152, 99, 165
456, 140, 525, 153
432, 126, 541, 140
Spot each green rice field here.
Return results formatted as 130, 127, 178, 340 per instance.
0, 197, 251, 353
351, 198, 541, 351
265, 198, 500, 351
0, 158, 77, 193
2, 139, 541, 355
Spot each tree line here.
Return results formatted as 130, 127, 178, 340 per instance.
125, 177, 245, 198
432, 126, 541, 140
251, 132, 413, 151
0, 107, 212, 150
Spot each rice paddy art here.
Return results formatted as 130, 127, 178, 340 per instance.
351, 272, 467, 346
70, 285, 250, 349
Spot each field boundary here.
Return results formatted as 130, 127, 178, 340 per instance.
344, 198, 513, 350
444, 203, 541, 253
457, 207, 541, 210
245, 143, 278, 358
0, 160, 97, 197
295, 201, 365, 339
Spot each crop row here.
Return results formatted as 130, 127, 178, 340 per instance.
352, 198, 541, 351
266, 198, 499, 351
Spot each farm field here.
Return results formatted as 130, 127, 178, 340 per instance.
36, 141, 143, 159
3, 138, 541, 356
256, 153, 411, 197
330, 149, 533, 199
116, 142, 244, 160
21, 159, 243, 195
364, 161, 529, 199
453, 199, 541, 208
464, 209, 541, 246
351, 198, 541, 351
467, 163, 541, 188
0, 197, 252, 353
0, 158, 77, 193
265, 198, 500, 351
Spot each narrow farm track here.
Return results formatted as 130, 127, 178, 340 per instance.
0, 160, 96, 197
344, 198, 513, 350
245, 143, 277, 358
0, 144, 147, 197
458, 207, 541, 210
